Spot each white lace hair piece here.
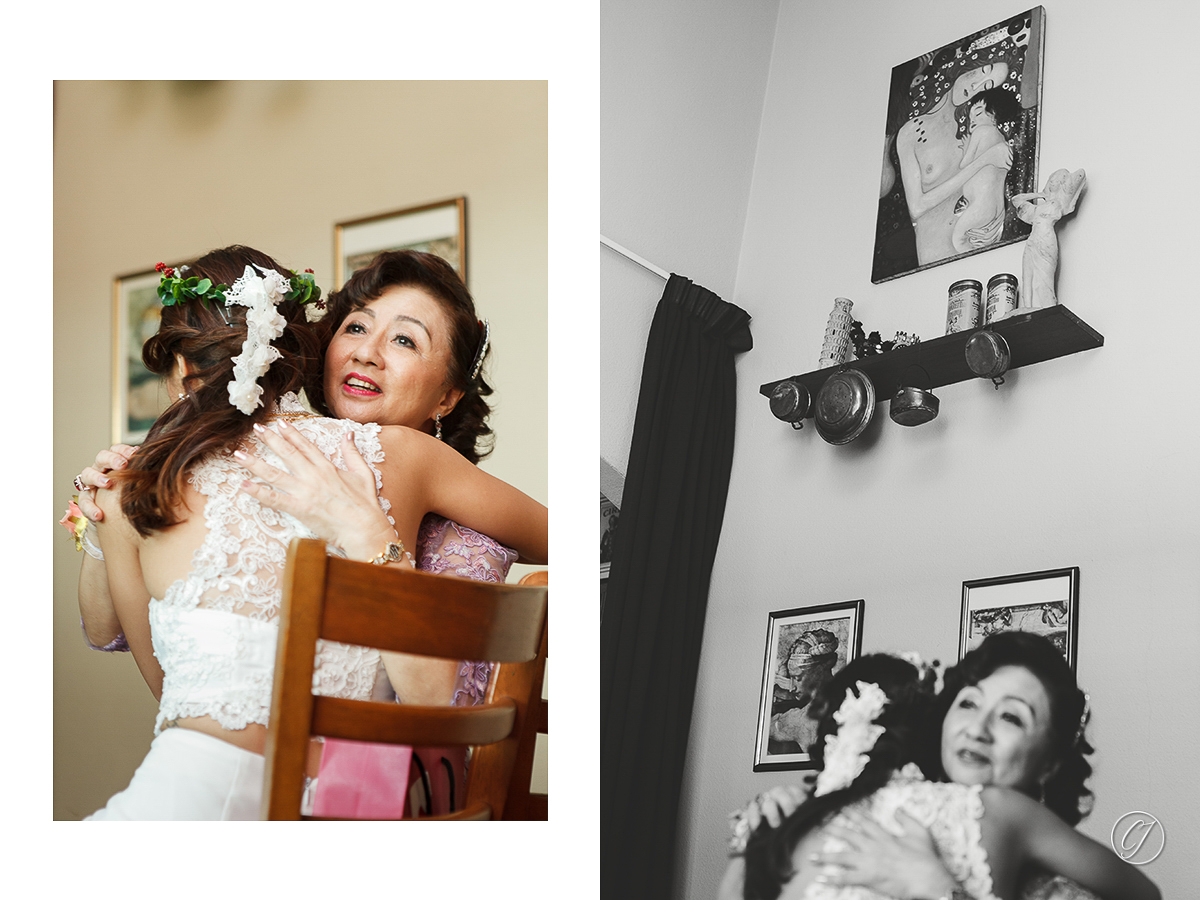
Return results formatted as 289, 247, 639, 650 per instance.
223, 264, 290, 414
814, 680, 888, 797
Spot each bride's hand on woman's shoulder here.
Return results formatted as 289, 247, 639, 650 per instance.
751, 780, 812, 829
730, 778, 814, 852
74, 444, 139, 522
235, 421, 396, 561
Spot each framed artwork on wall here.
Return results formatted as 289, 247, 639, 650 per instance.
753, 599, 864, 772
600, 493, 618, 580
334, 197, 467, 288
959, 566, 1079, 671
872, 7, 1045, 283
112, 266, 174, 444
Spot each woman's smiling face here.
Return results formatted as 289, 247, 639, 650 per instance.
941, 664, 1056, 794
323, 284, 462, 431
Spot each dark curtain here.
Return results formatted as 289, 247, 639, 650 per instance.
601, 275, 752, 899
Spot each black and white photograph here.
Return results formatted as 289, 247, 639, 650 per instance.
601, 1, 1190, 897
960, 566, 1079, 669
753, 599, 864, 771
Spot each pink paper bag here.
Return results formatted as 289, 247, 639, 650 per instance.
311, 738, 413, 819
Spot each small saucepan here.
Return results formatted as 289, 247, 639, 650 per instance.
964, 330, 1011, 388
769, 379, 811, 429
889, 365, 940, 427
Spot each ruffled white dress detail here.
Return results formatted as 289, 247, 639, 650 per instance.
151, 393, 389, 735
804, 764, 997, 900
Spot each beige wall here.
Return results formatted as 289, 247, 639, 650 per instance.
602, 1, 1199, 896
53, 80, 547, 820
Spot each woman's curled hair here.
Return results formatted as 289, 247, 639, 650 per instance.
307, 249, 494, 465
742, 654, 940, 900
117, 245, 322, 536
930, 631, 1094, 825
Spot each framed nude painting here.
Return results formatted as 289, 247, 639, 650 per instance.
872, 7, 1045, 282
112, 266, 175, 444
335, 197, 466, 288
959, 567, 1079, 671
753, 599, 864, 772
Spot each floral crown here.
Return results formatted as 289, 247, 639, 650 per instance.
157, 262, 323, 415
156, 262, 324, 310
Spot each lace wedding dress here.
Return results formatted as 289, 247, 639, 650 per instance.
151, 395, 394, 734
797, 765, 1100, 900
88, 395, 521, 819
799, 764, 997, 900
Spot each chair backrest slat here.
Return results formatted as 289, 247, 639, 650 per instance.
310, 696, 517, 746
320, 556, 546, 661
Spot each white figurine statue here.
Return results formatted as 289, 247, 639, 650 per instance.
1010, 168, 1087, 310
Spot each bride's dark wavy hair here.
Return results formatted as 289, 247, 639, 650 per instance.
306, 249, 494, 465
117, 245, 322, 536
742, 654, 940, 900
929, 631, 1094, 825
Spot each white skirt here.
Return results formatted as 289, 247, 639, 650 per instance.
85, 728, 271, 821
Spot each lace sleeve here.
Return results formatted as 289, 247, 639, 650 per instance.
414, 515, 518, 706
415, 514, 518, 581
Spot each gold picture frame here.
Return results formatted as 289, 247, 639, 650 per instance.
112, 265, 176, 445
334, 197, 467, 288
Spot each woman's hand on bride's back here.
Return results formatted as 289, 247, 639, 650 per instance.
74, 444, 139, 521
235, 421, 397, 561
810, 808, 955, 898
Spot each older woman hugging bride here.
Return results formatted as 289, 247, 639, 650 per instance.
722, 633, 1160, 900
68, 245, 546, 819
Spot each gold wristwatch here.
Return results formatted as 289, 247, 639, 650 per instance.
369, 541, 407, 565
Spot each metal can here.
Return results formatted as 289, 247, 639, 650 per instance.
985, 273, 1019, 324
945, 279, 982, 334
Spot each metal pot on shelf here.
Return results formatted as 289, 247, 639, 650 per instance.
889, 364, 939, 426
965, 330, 1011, 388
769, 379, 811, 429
814, 368, 875, 445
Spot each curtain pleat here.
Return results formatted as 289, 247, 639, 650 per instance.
601, 275, 752, 899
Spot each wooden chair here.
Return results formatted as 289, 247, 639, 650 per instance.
261, 537, 548, 820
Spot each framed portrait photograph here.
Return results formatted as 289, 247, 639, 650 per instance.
112, 266, 174, 445
753, 599, 864, 772
872, 7, 1045, 283
959, 567, 1079, 671
334, 197, 466, 288
600, 493, 618, 580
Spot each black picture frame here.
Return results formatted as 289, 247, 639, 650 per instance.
753, 599, 864, 772
959, 566, 1079, 671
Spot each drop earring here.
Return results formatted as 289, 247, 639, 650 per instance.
435, 414, 443, 441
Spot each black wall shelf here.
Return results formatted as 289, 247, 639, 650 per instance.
760, 305, 1103, 415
